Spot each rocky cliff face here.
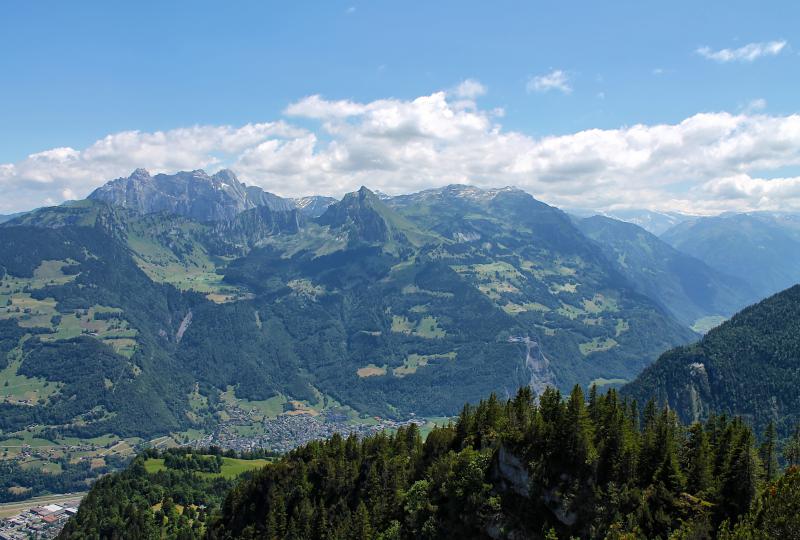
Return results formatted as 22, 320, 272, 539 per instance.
89, 168, 294, 221
211, 205, 302, 251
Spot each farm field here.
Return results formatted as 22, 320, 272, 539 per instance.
143, 456, 270, 479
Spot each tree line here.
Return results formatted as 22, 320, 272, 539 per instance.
62, 386, 800, 539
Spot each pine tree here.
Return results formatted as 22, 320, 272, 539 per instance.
719, 429, 758, 523
351, 501, 373, 540
588, 383, 599, 423
759, 421, 778, 482
564, 384, 596, 470
686, 423, 713, 495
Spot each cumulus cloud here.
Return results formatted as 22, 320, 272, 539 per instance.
527, 70, 572, 94
4, 82, 800, 215
697, 40, 787, 62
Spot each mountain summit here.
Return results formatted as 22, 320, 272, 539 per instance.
317, 186, 433, 247
88, 168, 294, 222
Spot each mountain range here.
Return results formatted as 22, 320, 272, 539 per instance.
1, 168, 798, 446
574, 208, 697, 236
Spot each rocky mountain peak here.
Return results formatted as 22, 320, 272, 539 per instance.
130, 168, 152, 181
211, 169, 241, 186
88, 168, 294, 222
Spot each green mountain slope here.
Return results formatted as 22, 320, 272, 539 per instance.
0, 179, 697, 449
386, 186, 696, 388
0, 221, 197, 438
661, 212, 800, 299
623, 284, 800, 436
578, 215, 756, 329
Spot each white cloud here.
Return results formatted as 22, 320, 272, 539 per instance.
527, 70, 572, 94
4, 83, 800, 215
697, 40, 787, 62
452, 79, 487, 99
284, 95, 368, 119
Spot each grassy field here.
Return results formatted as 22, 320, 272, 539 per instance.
579, 337, 618, 355
0, 260, 139, 356
419, 417, 454, 439
615, 318, 630, 336
393, 352, 456, 377
219, 386, 287, 420
390, 315, 445, 339
581, 293, 619, 314
414, 316, 445, 338
38, 304, 138, 357
20, 460, 62, 474
0, 359, 61, 405
502, 301, 551, 315
143, 457, 270, 479
390, 315, 414, 334
692, 315, 727, 334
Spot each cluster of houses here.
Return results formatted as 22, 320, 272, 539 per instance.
0, 500, 80, 540
190, 409, 429, 454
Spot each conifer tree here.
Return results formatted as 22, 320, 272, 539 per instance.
759, 421, 778, 482
686, 423, 714, 495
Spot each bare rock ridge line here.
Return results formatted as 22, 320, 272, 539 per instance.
509, 336, 556, 396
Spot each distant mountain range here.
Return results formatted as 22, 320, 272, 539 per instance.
596, 208, 697, 236
0, 212, 26, 224
577, 216, 756, 330
590, 207, 800, 310
660, 212, 800, 300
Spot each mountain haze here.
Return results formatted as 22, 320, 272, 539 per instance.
661, 212, 800, 299
578, 215, 756, 329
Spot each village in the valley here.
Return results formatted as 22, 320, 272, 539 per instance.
0, 399, 439, 538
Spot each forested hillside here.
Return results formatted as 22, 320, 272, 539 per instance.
624, 285, 800, 437
61, 387, 799, 539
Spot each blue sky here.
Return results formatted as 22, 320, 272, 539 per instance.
1, 1, 799, 214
